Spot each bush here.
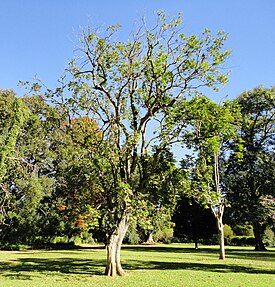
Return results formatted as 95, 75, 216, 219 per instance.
232, 224, 254, 236
154, 228, 174, 243
224, 224, 234, 245
124, 222, 141, 244
206, 234, 219, 245
0, 243, 30, 251
230, 236, 255, 246
263, 227, 275, 247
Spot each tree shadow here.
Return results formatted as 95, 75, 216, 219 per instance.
226, 249, 275, 262
122, 245, 275, 260
123, 260, 275, 275
0, 246, 274, 279
0, 257, 106, 279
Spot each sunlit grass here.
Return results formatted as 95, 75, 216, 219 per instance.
0, 244, 274, 287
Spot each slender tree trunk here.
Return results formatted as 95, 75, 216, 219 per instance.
105, 213, 129, 276
216, 216, 225, 260
253, 222, 266, 251
213, 151, 225, 260
194, 235, 198, 250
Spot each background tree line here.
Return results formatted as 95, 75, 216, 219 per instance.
1, 87, 274, 248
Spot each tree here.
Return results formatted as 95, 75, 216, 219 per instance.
225, 87, 275, 251
0, 90, 30, 226
45, 11, 230, 275
49, 116, 102, 241
173, 197, 216, 249
176, 96, 240, 259
0, 91, 59, 245
136, 148, 180, 244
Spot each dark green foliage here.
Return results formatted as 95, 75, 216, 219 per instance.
0, 91, 58, 245
224, 87, 275, 250
230, 236, 255, 246
173, 198, 216, 247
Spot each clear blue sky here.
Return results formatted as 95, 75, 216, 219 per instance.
1, 0, 275, 101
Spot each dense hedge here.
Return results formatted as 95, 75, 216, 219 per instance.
229, 236, 255, 246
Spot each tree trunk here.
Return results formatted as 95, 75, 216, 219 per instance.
216, 217, 225, 260
212, 151, 225, 259
105, 213, 129, 276
194, 235, 199, 250
146, 232, 154, 244
253, 222, 266, 251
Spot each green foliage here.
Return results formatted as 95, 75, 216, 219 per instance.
0, 91, 61, 245
177, 96, 241, 207
224, 87, 275, 249
124, 221, 142, 244
232, 224, 254, 236
230, 236, 255, 246
223, 224, 234, 240
263, 227, 275, 247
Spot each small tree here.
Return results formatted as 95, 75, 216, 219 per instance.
46, 11, 230, 275
176, 96, 240, 259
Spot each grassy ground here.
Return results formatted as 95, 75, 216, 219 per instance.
0, 244, 274, 287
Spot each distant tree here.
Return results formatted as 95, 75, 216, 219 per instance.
136, 148, 180, 244
173, 197, 216, 249
224, 87, 275, 251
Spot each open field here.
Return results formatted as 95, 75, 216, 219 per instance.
0, 244, 274, 287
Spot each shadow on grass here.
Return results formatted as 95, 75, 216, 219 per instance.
122, 245, 275, 261
0, 257, 106, 279
123, 260, 275, 275
0, 245, 274, 279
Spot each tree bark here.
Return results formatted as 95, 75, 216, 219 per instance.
146, 232, 154, 244
253, 222, 266, 251
105, 213, 129, 276
217, 217, 225, 260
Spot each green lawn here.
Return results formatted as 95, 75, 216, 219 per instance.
0, 244, 274, 287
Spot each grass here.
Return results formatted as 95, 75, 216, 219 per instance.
0, 244, 274, 287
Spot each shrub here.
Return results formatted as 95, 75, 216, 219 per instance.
232, 224, 254, 236
154, 228, 174, 243
223, 224, 234, 245
263, 227, 275, 247
124, 222, 141, 244
230, 236, 255, 246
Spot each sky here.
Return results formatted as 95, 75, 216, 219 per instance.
0, 0, 275, 102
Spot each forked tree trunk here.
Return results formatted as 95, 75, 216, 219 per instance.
253, 222, 266, 251
213, 152, 225, 260
105, 213, 129, 276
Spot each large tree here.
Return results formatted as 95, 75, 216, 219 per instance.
0, 90, 30, 226
46, 12, 231, 275
0, 90, 58, 245
225, 87, 275, 251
